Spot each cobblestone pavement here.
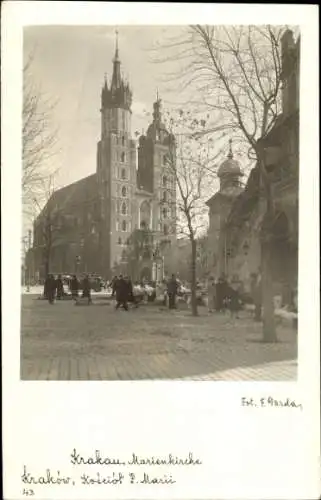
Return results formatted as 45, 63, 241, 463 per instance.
21, 295, 298, 381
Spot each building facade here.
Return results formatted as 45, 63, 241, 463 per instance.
206, 29, 299, 300
31, 40, 176, 280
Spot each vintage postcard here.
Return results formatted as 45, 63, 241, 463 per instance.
2, 2, 320, 499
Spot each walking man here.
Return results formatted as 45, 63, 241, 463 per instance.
115, 274, 128, 311
56, 274, 64, 300
70, 275, 79, 300
82, 274, 92, 304
167, 274, 178, 310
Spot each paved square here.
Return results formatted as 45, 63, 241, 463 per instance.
21, 294, 298, 381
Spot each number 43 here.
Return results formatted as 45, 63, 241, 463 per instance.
22, 489, 34, 496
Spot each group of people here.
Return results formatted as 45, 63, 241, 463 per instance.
43, 274, 92, 304
207, 274, 244, 318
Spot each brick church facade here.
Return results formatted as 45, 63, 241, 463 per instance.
32, 40, 176, 280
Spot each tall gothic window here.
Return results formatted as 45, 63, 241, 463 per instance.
121, 186, 127, 197
121, 202, 127, 215
162, 207, 168, 219
162, 190, 167, 202
121, 168, 126, 180
118, 237, 122, 245
162, 175, 167, 187
122, 220, 127, 232
122, 135, 125, 146
121, 152, 125, 163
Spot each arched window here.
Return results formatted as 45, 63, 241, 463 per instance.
118, 237, 122, 245
140, 221, 147, 230
121, 186, 127, 197
121, 168, 126, 180
162, 207, 168, 219
122, 136, 125, 146
122, 220, 127, 232
121, 152, 125, 163
139, 200, 151, 230
121, 202, 127, 215
162, 175, 167, 187
162, 190, 167, 202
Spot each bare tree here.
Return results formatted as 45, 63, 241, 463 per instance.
162, 109, 220, 316
23, 55, 59, 217
155, 25, 290, 340
32, 175, 61, 279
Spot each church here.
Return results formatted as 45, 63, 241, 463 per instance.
32, 38, 176, 280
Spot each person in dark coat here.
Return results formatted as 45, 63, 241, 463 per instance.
215, 274, 228, 312
125, 276, 138, 308
167, 274, 178, 309
227, 279, 242, 319
56, 274, 64, 300
111, 276, 118, 297
115, 274, 128, 311
70, 275, 79, 300
82, 275, 92, 304
45, 274, 56, 304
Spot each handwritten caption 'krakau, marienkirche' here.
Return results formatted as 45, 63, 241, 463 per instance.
21, 449, 203, 495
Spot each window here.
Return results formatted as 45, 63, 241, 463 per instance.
122, 135, 125, 146
118, 237, 122, 245
121, 152, 125, 163
121, 168, 126, 180
122, 220, 127, 232
162, 208, 168, 219
162, 175, 167, 187
121, 186, 127, 197
163, 154, 168, 165
121, 202, 127, 215
162, 190, 167, 202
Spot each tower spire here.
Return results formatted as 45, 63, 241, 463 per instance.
228, 138, 233, 159
114, 28, 119, 61
111, 27, 121, 90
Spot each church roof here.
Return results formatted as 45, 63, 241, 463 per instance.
47, 174, 98, 213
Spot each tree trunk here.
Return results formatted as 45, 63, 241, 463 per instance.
190, 238, 198, 316
261, 241, 277, 342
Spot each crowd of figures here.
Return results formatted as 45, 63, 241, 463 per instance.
111, 273, 180, 311
43, 274, 93, 304
41, 270, 297, 318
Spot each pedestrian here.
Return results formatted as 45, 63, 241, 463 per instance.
115, 274, 128, 311
82, 274, 92, 304
111, 275, 118, 297
167, 274, 178, 310
207, 276, 216, 313
125, 275, 138, 308
70, 275, 79, 300
227, 278, 242, 319
45, 274, 56, 304
56, 274, 64, 300
215, 274, 228, 312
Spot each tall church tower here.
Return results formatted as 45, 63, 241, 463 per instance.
137, 96, 176, 243
97, 32, 136, 276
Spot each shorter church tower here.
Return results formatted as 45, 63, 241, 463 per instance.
137, 96, 176, 240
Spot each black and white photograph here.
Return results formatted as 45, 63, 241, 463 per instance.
21, 23, 300, 381
2, 3, 320, 500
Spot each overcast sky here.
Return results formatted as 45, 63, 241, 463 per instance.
24, 25, 185, 189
